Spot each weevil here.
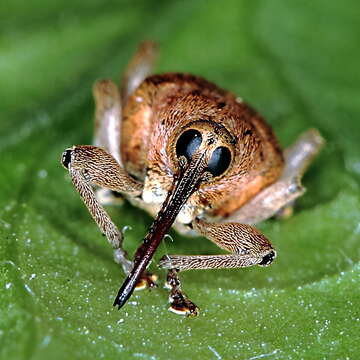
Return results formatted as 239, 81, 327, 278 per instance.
61, 41, 324, 316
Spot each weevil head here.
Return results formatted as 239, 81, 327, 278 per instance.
142, 118, 237, 224
171, 119, 236, 180
171, 119, 239, 222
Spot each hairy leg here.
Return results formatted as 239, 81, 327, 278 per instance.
61, 145, 143, 275
159, 218, 275, 315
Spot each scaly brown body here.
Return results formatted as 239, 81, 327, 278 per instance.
61, 42, 324, 316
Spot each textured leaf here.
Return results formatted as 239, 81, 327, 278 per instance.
1, 1, 359, 359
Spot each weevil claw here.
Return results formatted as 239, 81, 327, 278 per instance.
168, 293, 199, 316
134, 272, 158, 291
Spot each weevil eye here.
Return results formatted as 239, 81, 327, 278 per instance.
176, 129, 202, 160
207, 146, 231, 177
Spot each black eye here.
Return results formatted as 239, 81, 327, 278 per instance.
207, 147, 231, 177
176, 130, 202, 160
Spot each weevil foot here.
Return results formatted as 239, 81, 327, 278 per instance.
135, 272, 158, 291
168, 292, 199, 316
165, 268, 199, 316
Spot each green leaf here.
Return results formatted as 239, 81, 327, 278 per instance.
1, 1, 359, 359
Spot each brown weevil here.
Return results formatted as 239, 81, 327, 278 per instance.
61, 41, 324, 316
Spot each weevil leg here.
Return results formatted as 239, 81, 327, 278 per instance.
93, 79, 122, 164
61, 145, 155, 287
274, 128, 324, 219
282, 128, 324, 179
120, 40, 158, 104
159, 218, 275, 315
93, 79, 127, 206
93, 41, 158, 159
165, 268, 199, 316
222, 177, 306, 225
93, 41, 158, 158
223, 129, 325, 225
92, 41, 157, 206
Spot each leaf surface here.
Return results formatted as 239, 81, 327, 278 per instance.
1, 1, 359, 359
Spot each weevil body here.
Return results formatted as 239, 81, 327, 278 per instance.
61, 42, 324, 315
